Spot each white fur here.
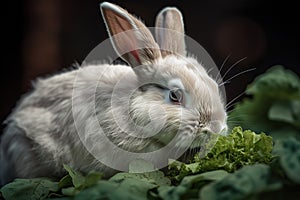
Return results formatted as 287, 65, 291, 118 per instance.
0, 2, 227, 185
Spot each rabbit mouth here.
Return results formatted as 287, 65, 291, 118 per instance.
183, 130, 220, 160
177, 142, 216, 163
176, 146, 205, 163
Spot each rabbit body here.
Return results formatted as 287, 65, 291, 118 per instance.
0, 2, 227, 185
0, 64, 131, 183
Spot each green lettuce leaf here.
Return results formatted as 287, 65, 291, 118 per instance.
58, 164, 102, 196
272, 138, 300, 183
75, 161, 171, 200
0, 165, 103, 199
199, 164, 282, 200
75, 179, 155, 200
153, 170, 228, 200
0, 178, 59, 200
168, 127, 273, 181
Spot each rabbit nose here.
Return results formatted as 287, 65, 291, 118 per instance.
198, 127, 213, 135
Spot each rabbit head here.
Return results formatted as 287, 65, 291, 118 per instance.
100, 2, 227, 150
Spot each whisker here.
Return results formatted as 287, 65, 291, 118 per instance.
187, 148, 192, 162
182, 147, 189, 162
227, 119, 242, 124
227, 117, 245, 123
227, 113, 250, 119
175, 146, 182, 159
216, 53, 232, 82
219, 53, 232, 73
226, 101, 244, 111
207, 68, 214, 74
222, 57, 248, 79
226, 90, 246, 110
219, 67, 256, 86
226, 114, 254, 125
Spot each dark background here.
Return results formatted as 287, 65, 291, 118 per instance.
2, 0, 299, 134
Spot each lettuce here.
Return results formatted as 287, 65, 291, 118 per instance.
1, 131, 299, 200
0, 165, 103, 200
198, 138, 300, 200
168, 127, 273, 182
0, 178, 60, 200
199, 164, 282, 200
153, 170, 228, 200
0, 161, 171, 200
272, 138, 300, 184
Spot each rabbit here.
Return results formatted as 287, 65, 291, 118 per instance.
0, 2, 228, 185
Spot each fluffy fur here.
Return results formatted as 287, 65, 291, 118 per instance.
0, 2, 227, 185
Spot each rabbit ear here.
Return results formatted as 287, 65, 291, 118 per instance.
100, 2, 161, 67
155, 7, 186, 57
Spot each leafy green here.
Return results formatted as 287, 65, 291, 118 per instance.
0, 178, 59, 200
74, 180, 149, 200
0, 161, 171, 200
74, 161, 171, 200
168, 127, 273, 181
0, 165, 102, 200
198, 138, 300, 200
229, 66, 300, 141
62, 165, 85, 189
109, 159, 171, 186
152, 170, 228, 200
199, 164, 282, 200
272, 138, 300, 184
1, 134, 299, 200
57, 164, 103, 196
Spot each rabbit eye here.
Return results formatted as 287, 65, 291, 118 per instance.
169, 88, 183, 104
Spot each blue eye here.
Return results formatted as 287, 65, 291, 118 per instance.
169, 88, 183, 104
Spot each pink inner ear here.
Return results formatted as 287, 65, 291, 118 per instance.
130, 50, 141, 64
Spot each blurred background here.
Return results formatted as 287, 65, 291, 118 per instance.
2, 0, 299, 133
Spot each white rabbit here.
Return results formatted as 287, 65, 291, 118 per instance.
0, 2, 227, 185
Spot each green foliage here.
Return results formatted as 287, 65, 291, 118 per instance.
272, 138, 300, 184
3, 131, 298, 200
199, 164, 282, 200
229, 66, 300, 141
153, 170, 228, 200
0, 178, 59, 200
168, 127, 273, 182
0, 165, 103, 200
